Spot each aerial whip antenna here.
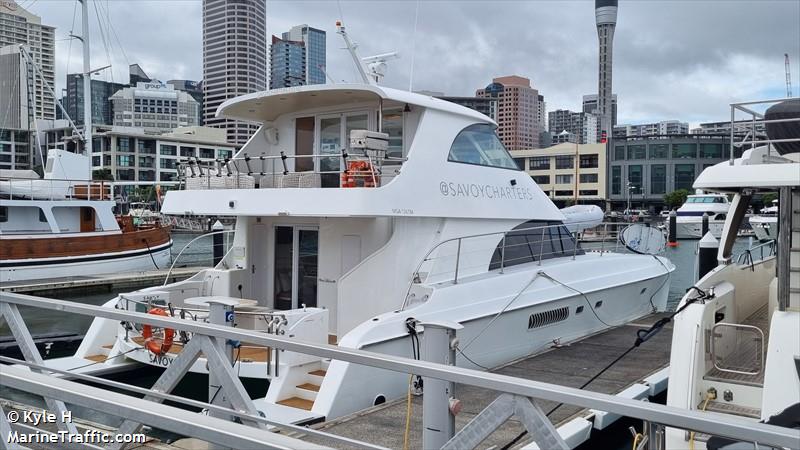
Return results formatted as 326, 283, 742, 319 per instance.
785, 53, 793, 98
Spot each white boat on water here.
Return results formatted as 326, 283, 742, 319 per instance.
666, 98, 800, 449
675, 193, 731, 239
749, 200, 778, 242
53, 80, 674, 424
0, 150, 172, 283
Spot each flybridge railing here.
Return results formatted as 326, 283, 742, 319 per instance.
0, 177, 112, 201
179, 150, 407, 190
728, 97, 800, 164
0, 292, 797, 450
735, 239, 777, 267
406, 221, 662, 294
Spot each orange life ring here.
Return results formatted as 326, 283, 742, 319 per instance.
141, 308, 174, 355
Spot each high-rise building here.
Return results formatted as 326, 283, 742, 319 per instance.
0, 45, 32, 169
548, 109, 598, 145
0, 1, 55, 121
582, 94, 617, 126
436, 96, 498, 121
64, 74, 127, 126
613, 120, 689, 138
110, 81, 201, 134
128, 64, 151, 85
202, 0, 267, 145
167, 79, 203, 124
476, 75, 545, 150
595, 0, 618, 141
269, 24, 326, 90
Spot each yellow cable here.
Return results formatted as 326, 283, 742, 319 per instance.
689, 392, 714, 450
403, 374, 413, 450
632, 432, 643, 450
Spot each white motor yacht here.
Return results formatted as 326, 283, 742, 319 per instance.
59, 82, 674, 423
675, 193, 731, 239
666, 98, 800, 449
749, 200, 778, 242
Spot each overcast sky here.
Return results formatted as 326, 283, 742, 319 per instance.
22, 0, 800, 126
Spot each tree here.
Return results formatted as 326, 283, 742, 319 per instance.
663, 189, 689, 209
761, 192, 778, 206
92, 168, 114, 181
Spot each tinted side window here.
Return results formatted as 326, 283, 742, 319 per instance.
489, 221, 583, 270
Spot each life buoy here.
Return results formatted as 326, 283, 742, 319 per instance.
341, 160, 378, 188
141, 308, 174, 355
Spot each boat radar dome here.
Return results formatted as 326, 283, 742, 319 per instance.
764, 98, 800, 155
595, 0, 618, 25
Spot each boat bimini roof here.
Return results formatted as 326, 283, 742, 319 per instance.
694, 146, 800, 194
216, 84, 496, 125
162, 83, 563, 221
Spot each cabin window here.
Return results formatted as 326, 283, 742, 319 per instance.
381, 109, 404, 159
0, 206, 7, 222
447, 124, 518, 170
38, 208, 48, 222
488, 220, 583, 270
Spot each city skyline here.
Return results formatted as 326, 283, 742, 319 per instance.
18, 0, 800, 128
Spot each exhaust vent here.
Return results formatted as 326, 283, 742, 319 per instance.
528, 306, 570, 329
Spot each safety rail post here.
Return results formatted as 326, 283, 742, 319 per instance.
453, 238, 462, 284
421, 321, 462, 450
500, 234, 506, 273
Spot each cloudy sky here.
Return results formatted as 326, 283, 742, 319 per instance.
21, 0, 800, 126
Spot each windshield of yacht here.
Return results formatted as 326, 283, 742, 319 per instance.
686, 196, 725, 203
447, 124, 519, 170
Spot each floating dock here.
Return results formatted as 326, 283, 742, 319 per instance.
304, 313, 673, 449
0, 267, 203, 296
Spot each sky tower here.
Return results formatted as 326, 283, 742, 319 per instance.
595, 0, 617, 143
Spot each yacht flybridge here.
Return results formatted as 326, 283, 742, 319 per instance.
666, 98, 800, 449
62, 82, 674, 423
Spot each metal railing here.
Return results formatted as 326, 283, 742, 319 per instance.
179, 148, 407, 190
710, 323, 765, 377
734, 239, 776, 266
0, 292, 797, 449
408, 221, 659, 292
728, 97, 800, 164
0, 177, 113, 201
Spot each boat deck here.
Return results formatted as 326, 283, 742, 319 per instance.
303, 313, 674, 449
0, 267, 203, 296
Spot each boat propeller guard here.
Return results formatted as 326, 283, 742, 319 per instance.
142, 308, 175, 355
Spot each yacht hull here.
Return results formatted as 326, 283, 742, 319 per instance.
314, 253, 674, 420
676, 219, 725, 239
0, 239, 172, 283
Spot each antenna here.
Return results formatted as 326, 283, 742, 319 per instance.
336, 21, 398, 85
362, 52, 400, 84
335, 21, 372, 85
785, 53, 793, 98
318, 64, 336, 84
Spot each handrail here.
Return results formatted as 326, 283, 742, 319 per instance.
1, 291, 797, 449
734, 239, 776, 266
710, 323, 765, 376
401, 221, 654, 308
162, 229, 236, 284
728, 97, 800, 164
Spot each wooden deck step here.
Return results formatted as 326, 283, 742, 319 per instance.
84, 354, 108, 363
308, 369, 326, 377
277, 397, 314, 411
297, 383, 320, 392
